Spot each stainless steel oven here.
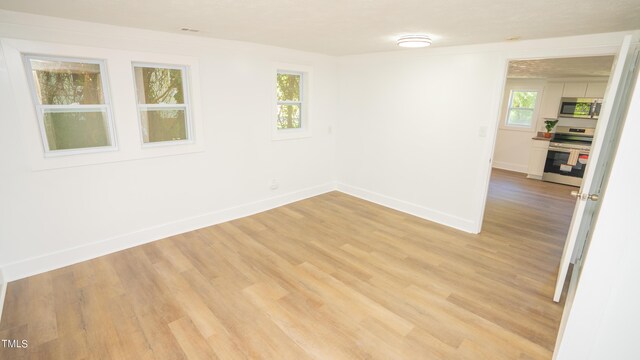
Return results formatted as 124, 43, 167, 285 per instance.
542, 126, 594, 187
543, 147, 590, 187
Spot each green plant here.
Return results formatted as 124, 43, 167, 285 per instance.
544, 119, 559, 133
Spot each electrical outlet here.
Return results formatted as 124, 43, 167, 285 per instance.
270, 179, 279, 190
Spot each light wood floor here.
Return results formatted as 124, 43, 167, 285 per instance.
0, 169, 576, 359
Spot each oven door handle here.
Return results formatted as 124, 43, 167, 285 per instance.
548, 147, 590, 154
549, 147, 571, 153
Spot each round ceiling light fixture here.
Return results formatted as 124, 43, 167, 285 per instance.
397, 35, 432, 48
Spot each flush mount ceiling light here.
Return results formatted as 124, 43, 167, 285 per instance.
397, 35, 432, 48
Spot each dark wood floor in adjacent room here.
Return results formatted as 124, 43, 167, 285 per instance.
0, 169, 577, 359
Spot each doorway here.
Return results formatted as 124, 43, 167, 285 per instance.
480, 34, 640, 358
478, 54, 615, 344
492, 56, 614, 181
487, 56, 616, 293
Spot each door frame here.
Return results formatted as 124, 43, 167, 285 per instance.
476, 44, 621, 234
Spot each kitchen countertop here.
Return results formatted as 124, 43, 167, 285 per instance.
532, 132, 552, 141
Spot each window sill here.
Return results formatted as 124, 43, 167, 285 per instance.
272, 128, 311, 141
43, 145, 119, 158
499, 125, 536, 133
141, 139, 195, 148
32, 144, 204, 171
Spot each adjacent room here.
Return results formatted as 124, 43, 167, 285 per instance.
0, 1, 639, 359
493, 56, 614, 181
488, 56, 618, 300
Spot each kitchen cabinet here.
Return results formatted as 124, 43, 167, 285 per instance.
562, 82, 588, 97
561, 81, 607, 98
527, 139, 550, 179
540, 82, 565, 119
585, 82, 607, 98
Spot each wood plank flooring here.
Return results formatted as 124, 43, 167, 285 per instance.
0, 169, 576, 359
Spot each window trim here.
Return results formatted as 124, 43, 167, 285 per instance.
273, 64, 311, 141
131, 62, 193, 147
504, 89, 540, 130
23, 54, 118, 156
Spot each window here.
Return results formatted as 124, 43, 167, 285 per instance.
276, 71, 303, 130
133, 63, 191, 145
505, 90, 538, 128
24, 55, 116, 154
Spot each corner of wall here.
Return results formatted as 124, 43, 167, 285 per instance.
335, 182, 477, 234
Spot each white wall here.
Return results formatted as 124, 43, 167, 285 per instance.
555, 56, 640, 360
0, 10, 338, 280
0, 267, 5, 323
336, 33, 627, 233
336, 49, 504, 231
493, 78, 546, 173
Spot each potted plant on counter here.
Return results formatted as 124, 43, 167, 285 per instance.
544, 119, 559, 138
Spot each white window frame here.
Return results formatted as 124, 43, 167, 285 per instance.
273, 64, 311, 141
504, 89, 540, 130
132, 62, 193, 147
23, 54, 118, 156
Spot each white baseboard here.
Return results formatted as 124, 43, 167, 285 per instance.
0, 268, 6, 324
2, 181, 479, 282
1, 183, 336, 282
492, 161, 528, 174
335, 183, 477, 234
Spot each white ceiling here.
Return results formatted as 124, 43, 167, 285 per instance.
0, 0, 638, 55
508, 56, 616, 79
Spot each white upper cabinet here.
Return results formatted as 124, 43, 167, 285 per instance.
540, 82, 565, 119
562, 82, 588, 97
561, 81, 607, 98
585, 82, 607, 98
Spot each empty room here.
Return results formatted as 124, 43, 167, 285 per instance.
0, 1, 639, 359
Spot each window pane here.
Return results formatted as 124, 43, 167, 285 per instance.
507, 109, 534, 126
29, 59, 104, 105
277, 104, 301, 129
134, 66, 185, 104
139, 109, 187, 143
511, 91, 538, 109
43, 110, 111, 150
277, 73, 301, 101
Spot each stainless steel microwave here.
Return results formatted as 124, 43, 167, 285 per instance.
558, 97, 602, 119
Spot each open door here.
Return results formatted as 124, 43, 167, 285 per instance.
553, 35, 640, 302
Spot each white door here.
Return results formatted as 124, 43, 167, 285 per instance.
553, 35, 639, 302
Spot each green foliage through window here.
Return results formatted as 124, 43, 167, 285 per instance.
134, 64, 190, 144
506, 91, 538, 127
43, 110, 110, 150
27, 57, 114, 152
276, 72, 302, 129
135, 67, 184, 105
31, 59, 104, 105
